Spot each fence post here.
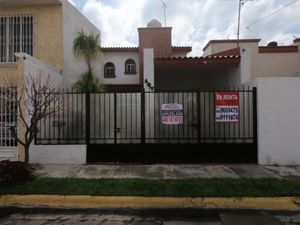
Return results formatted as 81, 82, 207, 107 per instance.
114, 92, 117, 144
252, 87, 258, 152
197, 91, 201, 144
85, 90, 90, 146
141, 88, 146, 144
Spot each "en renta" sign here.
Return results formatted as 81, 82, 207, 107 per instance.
215, 92, 239, 123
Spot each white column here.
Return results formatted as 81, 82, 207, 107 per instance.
143, 49, 155, 142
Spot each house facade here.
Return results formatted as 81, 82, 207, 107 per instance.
0, 0, 101, 161
100, 19, 191, 92
203, 39, 300, 84
0, 0, 101, 88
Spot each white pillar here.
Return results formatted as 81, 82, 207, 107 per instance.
143, 49, 155, 142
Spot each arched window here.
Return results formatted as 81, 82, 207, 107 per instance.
104, 62, 115, 77
125, 59, 136, 74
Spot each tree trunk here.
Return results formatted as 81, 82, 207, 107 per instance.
24, 145, 30, 164
87, 64, 92, 90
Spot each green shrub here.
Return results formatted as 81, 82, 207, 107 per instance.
0, 160, 34, 185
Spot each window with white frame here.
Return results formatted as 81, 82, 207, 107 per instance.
125, 59, 136, 74
0, 15, 34, 63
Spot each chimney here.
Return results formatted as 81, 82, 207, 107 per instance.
138, 19, 172, 58
138, 19, 172, 86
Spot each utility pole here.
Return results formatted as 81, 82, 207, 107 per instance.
237, 0, 242, 47
160, 0, 167, 27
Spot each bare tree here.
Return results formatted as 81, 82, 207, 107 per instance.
4, 73, 63, 164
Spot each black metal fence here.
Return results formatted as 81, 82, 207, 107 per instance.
36, 87, 257, 146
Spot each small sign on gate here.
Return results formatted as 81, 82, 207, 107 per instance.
161, 103, 183, 125
215, 92, 239, 123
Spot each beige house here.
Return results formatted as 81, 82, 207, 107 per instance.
0, 0, 101, 161
203, 38, 300, 84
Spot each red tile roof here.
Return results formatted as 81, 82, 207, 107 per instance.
101, 47, 139, 52
101, 46, 192, 53
172, 46, 192, 52
155, 55, 240, 70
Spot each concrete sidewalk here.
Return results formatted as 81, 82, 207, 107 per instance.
32, 164, 300, 179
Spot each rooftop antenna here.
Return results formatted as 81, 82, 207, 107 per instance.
237, 0, 242, 47
160, 0, 167, 27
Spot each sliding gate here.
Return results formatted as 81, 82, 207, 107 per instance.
36, 88, 257, 163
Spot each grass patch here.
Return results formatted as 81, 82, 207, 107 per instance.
0, 178, 300, 197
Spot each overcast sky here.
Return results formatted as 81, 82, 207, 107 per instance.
69, 0, 300, 56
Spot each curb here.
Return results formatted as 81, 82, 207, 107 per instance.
1, 195, 300, 210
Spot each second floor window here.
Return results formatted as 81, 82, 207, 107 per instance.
0, 15, 34, 63
125, 59, 136, 74
104, 62, 115, 77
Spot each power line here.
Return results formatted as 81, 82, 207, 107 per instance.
243, 0, 272, 25
244, 0, 299, 29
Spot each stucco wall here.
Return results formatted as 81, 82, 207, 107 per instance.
253, 77, 300, 165
102, 52, 140, 85
0, 4, 63, 95
256, 53, 300, 78
29, 145, 86, 164
20, 54, 62, 162
203, 42, 259, 57
61, 0, 101, 88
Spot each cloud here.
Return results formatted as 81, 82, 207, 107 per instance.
71, 0, 300, 56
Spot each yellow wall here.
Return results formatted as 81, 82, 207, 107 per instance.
0, 4, 64, 80
0, 5, 63, 161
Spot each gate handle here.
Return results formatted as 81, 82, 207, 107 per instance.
115, 128, 121, 133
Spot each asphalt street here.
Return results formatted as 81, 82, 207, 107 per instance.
1, 208, 300, 225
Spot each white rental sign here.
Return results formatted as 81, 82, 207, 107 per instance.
161, 103, 183, 125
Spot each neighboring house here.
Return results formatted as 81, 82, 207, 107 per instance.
101, 19, 191, 92
202, 39, 300, 85
0, 0, 101, 161
155, 38, 300, 91
0, 0, 101, 88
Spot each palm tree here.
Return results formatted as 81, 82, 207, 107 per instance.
73, 31, 101, 92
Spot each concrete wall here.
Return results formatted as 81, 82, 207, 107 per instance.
102, 52, 140, 85
61, 0, 101, 88
29, 145, 86, 164
253, 77, 300, 165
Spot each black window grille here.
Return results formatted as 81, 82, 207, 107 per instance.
104, 62, 115, 77
125, 59, 136, 74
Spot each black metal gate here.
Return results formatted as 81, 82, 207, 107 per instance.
36, 87, 257, 163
